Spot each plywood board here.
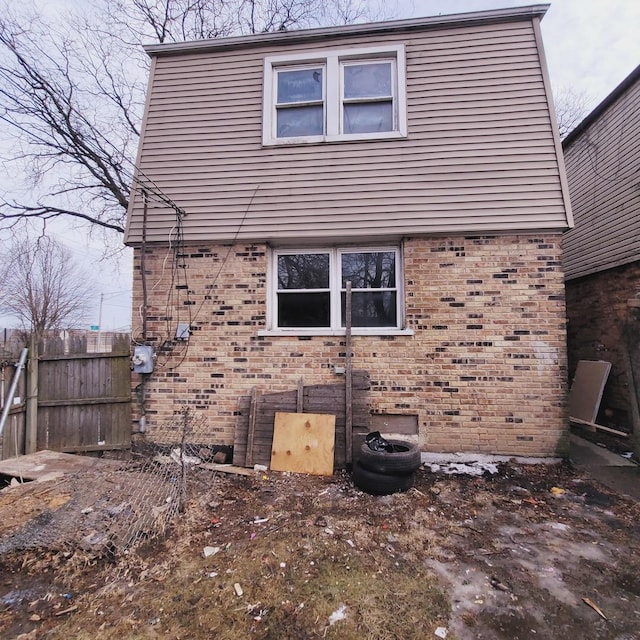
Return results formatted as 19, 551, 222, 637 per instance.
233, 373, 370, 469
0, 449, 121, 482
568, 360, 612, 423
270, 412, 336, 475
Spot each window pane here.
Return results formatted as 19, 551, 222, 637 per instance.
278, 292, 330, 327
344, 62, 392, 99
278, 253, 329, 289
341, 291, 397, 327
342, 252, 396, 289
277, 105, 323, 137
343, 102, 393, 134
277, 68, 323, 103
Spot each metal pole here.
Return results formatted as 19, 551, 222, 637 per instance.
345, 281, 353, 468
0, 348, 28, 438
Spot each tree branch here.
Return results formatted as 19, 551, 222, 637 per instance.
0, 202, 125, 233
0, 0, 392, 235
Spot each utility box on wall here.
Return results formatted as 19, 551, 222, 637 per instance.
132, 345, 154, 374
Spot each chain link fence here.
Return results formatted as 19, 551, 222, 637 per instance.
0, 409, 223, 558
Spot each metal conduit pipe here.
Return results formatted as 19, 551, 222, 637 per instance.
0, 348, 28, 438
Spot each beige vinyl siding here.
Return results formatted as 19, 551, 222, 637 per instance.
562, 77, 640, 280
125, 18, 569, 245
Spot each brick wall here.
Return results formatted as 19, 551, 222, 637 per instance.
565, 261, 640, 430
131, 233, 569, 456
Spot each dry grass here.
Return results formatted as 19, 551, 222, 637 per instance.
2, 460, 640, 640
41, 490, 450, 639
4, 470, 450, 640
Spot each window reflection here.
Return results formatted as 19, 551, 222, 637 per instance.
343, 102, 393, 134
275, 250, 399, 329
277, 106, 324, 137
343, 63, 392, 99
341, 291, 397, 327
341, 252, 396, 288
278, 253, 329, 289
277, 68, 323, 103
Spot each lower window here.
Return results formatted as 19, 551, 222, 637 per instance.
273, 247, 400, 331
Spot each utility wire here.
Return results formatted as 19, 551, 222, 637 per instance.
165, 185, 261, 372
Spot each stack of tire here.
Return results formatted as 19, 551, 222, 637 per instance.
352, 439, 422, 496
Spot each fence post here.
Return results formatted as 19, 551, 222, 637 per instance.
25, 336, 39, 454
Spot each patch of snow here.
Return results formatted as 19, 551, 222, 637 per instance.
421, 452, 561, 466
428, 462, 499, 476
328, 604, 347, 626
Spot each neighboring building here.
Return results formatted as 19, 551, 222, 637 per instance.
125, 5, 573, 456
562, 64, 640, 431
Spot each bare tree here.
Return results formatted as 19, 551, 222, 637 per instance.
0, 233, 93, 337
553, 85, 590, 140
0, 0, 394, 236
0, 7, 138, 234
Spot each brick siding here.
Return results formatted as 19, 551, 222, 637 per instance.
131, 233, 569, 456
565, 261, 640, 430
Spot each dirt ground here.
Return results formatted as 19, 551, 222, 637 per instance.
1, 457, 639, 640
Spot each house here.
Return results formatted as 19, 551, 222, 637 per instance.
562, 63, 640, 433
124, 5, 573, 457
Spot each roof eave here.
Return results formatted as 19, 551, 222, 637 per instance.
143, 4, 550, 57
562, 63, 640, 150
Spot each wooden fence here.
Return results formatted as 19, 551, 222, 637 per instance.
1, 333, 131, 459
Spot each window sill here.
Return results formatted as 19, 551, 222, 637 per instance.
258, 328, 414, 337
262, 130, 407, 147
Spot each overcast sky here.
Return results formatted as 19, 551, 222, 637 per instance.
2, 0, 639, 333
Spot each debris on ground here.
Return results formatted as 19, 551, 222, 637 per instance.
582, 597, 608, 621
0, 458, 639, 639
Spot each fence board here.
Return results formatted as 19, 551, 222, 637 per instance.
1, 408, 25, 460
1, 332, 131, 458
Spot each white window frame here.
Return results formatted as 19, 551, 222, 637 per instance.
262, 246, 412, 336
262, 45, 407, 146
273, 63, 326, 140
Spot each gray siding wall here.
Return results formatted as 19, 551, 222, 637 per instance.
562, 77, 640, 280
125, 18, 569, 245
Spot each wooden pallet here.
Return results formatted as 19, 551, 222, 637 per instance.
233, 371, 370, 469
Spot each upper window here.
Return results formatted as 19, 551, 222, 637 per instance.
271, 247, 401, 332
275, 66, 324, 138
342, 61, 394, 134
263, 45, 406, 145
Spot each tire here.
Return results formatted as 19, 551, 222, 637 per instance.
358, 439, 421, 476
352, 461, 415, 496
